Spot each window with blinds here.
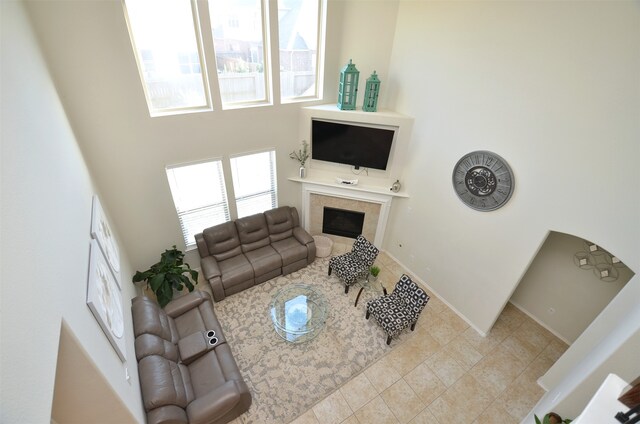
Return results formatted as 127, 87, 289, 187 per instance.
166, 159, 230, 247
230, 150, 277, 218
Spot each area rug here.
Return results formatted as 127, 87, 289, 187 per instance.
212, 256, 391, 424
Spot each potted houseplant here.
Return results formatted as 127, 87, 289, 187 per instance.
132, 245, 198, 308
535, 413, 572, 424
289, 140, 310, 178
369, 265, 381, 283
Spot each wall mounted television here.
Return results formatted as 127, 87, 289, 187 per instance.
311, 119, 396, 170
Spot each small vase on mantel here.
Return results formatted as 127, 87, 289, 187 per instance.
299, 166, 306, 179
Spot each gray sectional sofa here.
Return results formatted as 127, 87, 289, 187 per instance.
195, 206, 316, 302
131, 291, 251, 424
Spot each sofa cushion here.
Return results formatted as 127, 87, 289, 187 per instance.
202, 221, 243, 262
188, 350, 230, 399
132, 296, 178, 344
218, 254, 255, 290
139, 355, 195, 411
244, 245, 282, 276
134, 333, 179, 362
236, 213, 271, 252
271, 237, 308, 266
264, 206, 295, 242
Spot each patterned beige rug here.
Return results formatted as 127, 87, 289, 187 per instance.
212, 256, 392, 424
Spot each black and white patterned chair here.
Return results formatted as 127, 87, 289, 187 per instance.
328, 235, 379, 294
366, 274, 430, 345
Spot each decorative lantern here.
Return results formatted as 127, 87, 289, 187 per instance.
362, 71, 381, 112
337, 59, 359, 110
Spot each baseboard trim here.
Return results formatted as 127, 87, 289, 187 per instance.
382, 250, 488, 337
509, 300, 572, 346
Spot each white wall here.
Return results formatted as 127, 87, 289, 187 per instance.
0, 2, 143, 422
511, 231, 634, 344
384, 0, 640, 419
384, 0, 640, 334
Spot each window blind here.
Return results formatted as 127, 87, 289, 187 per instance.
166, 159, 230, 247
230, 150, 277, 218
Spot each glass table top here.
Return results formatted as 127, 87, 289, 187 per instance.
270, 283, 327, 343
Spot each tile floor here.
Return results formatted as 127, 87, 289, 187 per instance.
287, 242, 568, 424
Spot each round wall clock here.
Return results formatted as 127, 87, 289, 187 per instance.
452, 150, 514, 211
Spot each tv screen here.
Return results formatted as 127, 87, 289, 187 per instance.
311, 119, 395, 170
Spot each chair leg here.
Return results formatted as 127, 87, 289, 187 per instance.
366, 310, 370, 319
344, 284, 349, 294
386, 335, 392, 345
328, 266, 332, 276
411, 321, 417, 331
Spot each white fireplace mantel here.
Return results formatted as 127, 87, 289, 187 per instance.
289, 177, 408, 247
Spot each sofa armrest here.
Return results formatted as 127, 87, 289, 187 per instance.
186, 380, 242, 424
201, 256, 221, 280
292, 226, 313, 245
146, 405, 188, 424
164, 291, 210, 318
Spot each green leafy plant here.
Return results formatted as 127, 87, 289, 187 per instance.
132, 245, 198, 308
369, 265, 381, 278
535, 413, 572, 424
289, 140, 310, 167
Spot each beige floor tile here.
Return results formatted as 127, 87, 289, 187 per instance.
312, 390, 353, 424
473, 401, 519, 424
424, 348, 466, 387
354, 396, 400, 424
427, 316, 463, 346
462, 326, 506, 356
428, 394, 468, 422
408, 407, 439, 424
436, 374, 494, 423
499, 303, 528, 331
365, 355, 403, 393
469, 347, 528, 398
403, 362, 447, 406
380, 379, 426, 424
438, 307, 470, 333
340, 372, 378, 412
290, 409, 321, 424
501, 334, 544, 366
495, 372, 546, 420
386, 339, 430, 376
340, 416, 359, 424
443, 335, 484, 371
405, 326, 441, 360
425, 294, 447, 314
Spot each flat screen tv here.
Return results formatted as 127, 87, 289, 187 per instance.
311, 119, 396, 170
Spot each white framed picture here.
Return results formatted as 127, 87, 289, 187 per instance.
87, 239, 126, 362
91, 195, 121, 287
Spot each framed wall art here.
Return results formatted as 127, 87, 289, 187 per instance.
87, 239, 126, 362
91, 195, 121, 287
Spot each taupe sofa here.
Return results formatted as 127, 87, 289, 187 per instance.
195, 206, 316, 302
131, 291, 251, 424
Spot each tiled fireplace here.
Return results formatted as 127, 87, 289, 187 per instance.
300, 181, 399, 247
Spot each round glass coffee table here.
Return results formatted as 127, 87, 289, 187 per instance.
270, 283, 327, 343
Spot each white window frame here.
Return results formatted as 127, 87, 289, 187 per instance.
229, 149, 278, 218
122, 0, 213, 117
208, 0, 274, 110
278, 0, 327, 104
165, 158, 230, 249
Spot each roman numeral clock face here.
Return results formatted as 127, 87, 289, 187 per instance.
452, 151, 514, 211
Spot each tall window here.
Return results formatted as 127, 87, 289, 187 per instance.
123, 0, 210, 115
124, 0, 325, 115
230, 150, 277, 218
279, 0, 324, 102
166, 160, 230, 247
208, 0, 269, 106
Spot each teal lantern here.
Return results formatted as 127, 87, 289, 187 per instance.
337, 59, 359, 110
362, 71, 380, 112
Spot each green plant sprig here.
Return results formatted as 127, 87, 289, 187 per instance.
289, 140, 310, 167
